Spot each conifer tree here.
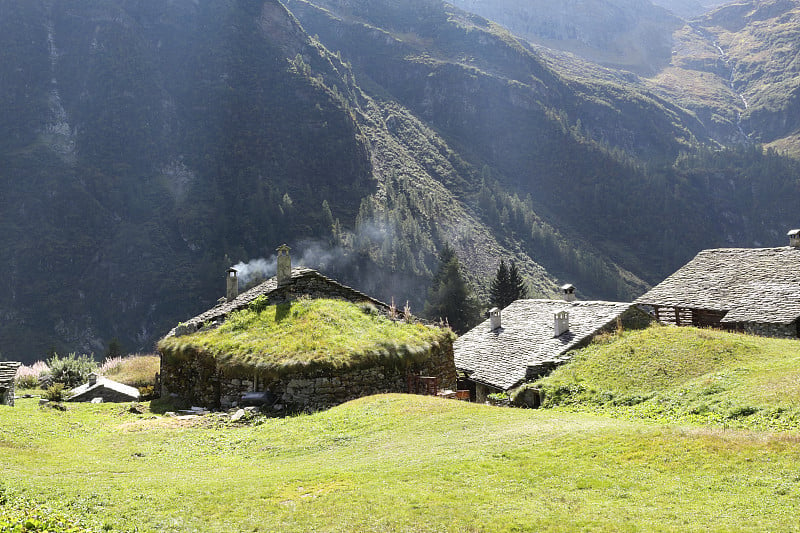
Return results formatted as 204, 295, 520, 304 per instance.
489, 259, 528, 309
424, 245, 481, 333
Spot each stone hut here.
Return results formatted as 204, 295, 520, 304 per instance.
159, 248, 456, 411
454, 299, 650, 403
635, 232, 800, 338
68, 373, 141, 403
0, 362, 21, 406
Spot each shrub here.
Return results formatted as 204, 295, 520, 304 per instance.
15, 361, 50, 389
137, 385, 156, 401
487, 392, 510, 406
47, 353, 97, 388
42, 383, 72, 402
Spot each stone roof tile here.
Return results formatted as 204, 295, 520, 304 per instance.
454, 300, 632, 390
0, 362, 21, 384
635, 247, 800, 324
69, 376, 140, 402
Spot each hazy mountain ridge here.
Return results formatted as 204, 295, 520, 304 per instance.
448, 0, 800, 156
448, 0, 683, 74
2, 0, 645, 361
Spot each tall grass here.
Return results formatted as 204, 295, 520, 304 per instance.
14, 361, 49, 389
100, 354, 159, 387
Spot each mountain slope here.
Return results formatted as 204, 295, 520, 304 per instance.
2, 0, 650, 361
2, 0, 800, 361
287, 0, 800, 274
0, 0, 376, 359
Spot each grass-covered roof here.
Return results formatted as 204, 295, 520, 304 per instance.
158, 297, 452, 376
535, 324, 800, 430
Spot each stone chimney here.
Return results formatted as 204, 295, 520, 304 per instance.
226, 268, 238, 302
276, 244, 291, 286
789, 229, 800, 248
88, 373, 98, 386
489, 307, 501, 330
560, 284, 576, 302
554, 311, 569, 337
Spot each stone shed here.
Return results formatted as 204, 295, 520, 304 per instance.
159, 248, 456, 411
0, 361, 21, 406
636, 231, 800, 338
68, 373, 140, 403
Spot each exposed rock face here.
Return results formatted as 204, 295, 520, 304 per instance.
449, 0, 682, 74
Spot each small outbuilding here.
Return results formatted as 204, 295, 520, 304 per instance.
454, 298, 650, 403
635, 231, 800, 338
0, 362, 21, 406
68, 373, 141, 403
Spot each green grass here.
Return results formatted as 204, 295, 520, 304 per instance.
158, 298, 451, 375
536, 324, 800, 429
3, 394, 800, 532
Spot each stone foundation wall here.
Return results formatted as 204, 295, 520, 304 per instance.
160, 337, 457, 411
739, 321, 797, 339
0, 384, 13, 407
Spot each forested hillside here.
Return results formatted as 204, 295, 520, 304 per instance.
1, 0, 799, 362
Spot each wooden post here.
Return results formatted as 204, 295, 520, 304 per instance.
674, 307, 681, 326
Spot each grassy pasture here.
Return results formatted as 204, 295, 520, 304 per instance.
536, 325, 800, 429
3, 393, 800, 532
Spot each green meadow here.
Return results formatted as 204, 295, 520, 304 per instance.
4, 326, 800, 531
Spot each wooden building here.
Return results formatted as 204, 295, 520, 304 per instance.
635, 233, 800, 338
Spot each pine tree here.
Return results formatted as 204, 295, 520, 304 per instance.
424, 246, 481, 333
489, 259, 528, 309
507, 260, 528, 301
105, 338, 123, 360
489, 259, 510, 308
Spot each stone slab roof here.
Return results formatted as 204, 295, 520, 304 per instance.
69, 375, 140, 402
454, 300, 632, 391
635, 247, 800, 324
166, 267, 391, 337
0, 362, 21, 385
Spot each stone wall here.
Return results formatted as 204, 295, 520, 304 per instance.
739, 321, 798, 339
0, 384, 13, 407
160, 337, 457, 412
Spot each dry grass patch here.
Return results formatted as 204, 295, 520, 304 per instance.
100, 354, 160, 387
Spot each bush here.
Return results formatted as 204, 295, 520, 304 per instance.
42, 383, 72, 402
47, 353, 97, 388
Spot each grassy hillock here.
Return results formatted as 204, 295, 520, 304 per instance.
4, 394, 800, 531
536, 324, 800, 429
158, 297, 452, 376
